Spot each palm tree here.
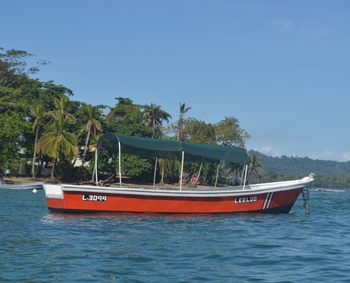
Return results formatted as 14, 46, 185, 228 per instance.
29, 104, 45, 178
88, 133, 102, 182
47, 95, 76, 120
158, 158, 181, 185
247, 154, 263, 183
177, 103, 192, 141
79, 104, 102, 162
158, 158, 167, 185
143, 103, 172, 138
227, 162, 242, 185
106, 97, 143, 125
36, 112, 78, 179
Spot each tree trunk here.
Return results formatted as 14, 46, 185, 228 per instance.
31, 126, 39, 178
37, 155, 44, 177
83, 127, 91, 162
160, 162, 165, 184
50, 158, 56, 179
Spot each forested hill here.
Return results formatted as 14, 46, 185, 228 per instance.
249, 150, 350, 176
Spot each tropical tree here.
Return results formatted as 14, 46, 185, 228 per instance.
47, 95, 75, 119
247, 153, 263, 183
181, 118, 216, 144
106, 97, 143, 125
142, 103, 172, 182
36, 112, 78, 178
158, 159, 181, 185
0, 47, 50, 87
88, 133, 102, 182
104, 97, 156, 180
143, 103, 172, 138
29, 104, 46, 178
177, 102, 192, 141
79, 104, 102, 162
0, 74, 75, 176
214, 117, 250, 148
0, 109, 27, 162
227, 162, 243, 186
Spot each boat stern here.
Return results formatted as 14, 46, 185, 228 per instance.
44, 184, 65, 211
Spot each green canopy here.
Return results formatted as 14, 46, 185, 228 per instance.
97, 133, 248, 165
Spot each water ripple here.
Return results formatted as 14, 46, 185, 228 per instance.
1, 190, 350, 282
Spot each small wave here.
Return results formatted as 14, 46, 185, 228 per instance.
310, 188, 347, 193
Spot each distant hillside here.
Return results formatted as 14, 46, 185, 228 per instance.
249, 150, 350, 176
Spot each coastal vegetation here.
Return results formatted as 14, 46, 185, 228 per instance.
0, 47, 250, 184
1, 47, 349, 188
248, 151, 350, 189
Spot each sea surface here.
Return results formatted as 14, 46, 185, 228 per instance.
1, 188, 350, 282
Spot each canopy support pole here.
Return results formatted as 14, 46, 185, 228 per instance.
214, 162, 220, 189
243, 164, 248, 190
95, 149, 98, 186
153, 158, 158, 189
196, 162, 203, 184
118, 141, 122, 187
179, 151, 184, 191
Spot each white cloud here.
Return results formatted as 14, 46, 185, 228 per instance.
258, 145, 284, 157
272, 19, 331, 39
310, 150, 350, 162
249, 130, 301, 141
342, 152, 350, 162
254, 146, 350, 162
272, 19, 295, 31
302, 26, 331, 39
310, 150, 334, 160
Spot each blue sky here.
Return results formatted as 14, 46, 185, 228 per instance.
2, 1, 350, 161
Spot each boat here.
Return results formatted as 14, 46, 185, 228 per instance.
0, 180, 45, 190
43, 133, 314, 214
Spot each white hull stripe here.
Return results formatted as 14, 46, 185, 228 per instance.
263, 192, 274, 209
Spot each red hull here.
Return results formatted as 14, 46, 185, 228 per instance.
46, 187, 304, 214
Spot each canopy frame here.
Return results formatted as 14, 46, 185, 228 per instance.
96, 133, 249, 189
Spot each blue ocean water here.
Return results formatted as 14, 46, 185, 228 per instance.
1, 189, 350, 282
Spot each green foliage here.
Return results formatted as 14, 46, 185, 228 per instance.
0, 110, 31, 162
75, 103, 104, 162
55, 159, 91, 182
177, 102, 192, 141
0, 47, 50, 87
54, 159, 77, 181
244, 171, 297, 186
249, 150, 350, 188
119, 154, 153, 178
215, 117, 250, 148
247, 153, 263, 182
0, 76, 75, 168
0, 47, 257, 183
247, 170, 350, 189
37, 112, 78, 161
110, 121, 153, 138
158, 158, 181, 183
312, 174, 350, 189
90, 150, 114, 180
143, 103, 171, 138
182, 118, 216, 144
251, 150, 350, 176
106, 97, 143, 125
99, 98, 155, 179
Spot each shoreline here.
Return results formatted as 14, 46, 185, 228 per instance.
1, 176, 207, 189
1, 176, 60, 185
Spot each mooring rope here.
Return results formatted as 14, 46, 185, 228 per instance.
302, 188, 310, 215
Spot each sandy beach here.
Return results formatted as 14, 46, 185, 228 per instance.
0, 176, 179, 189
1, 176, 59, 185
